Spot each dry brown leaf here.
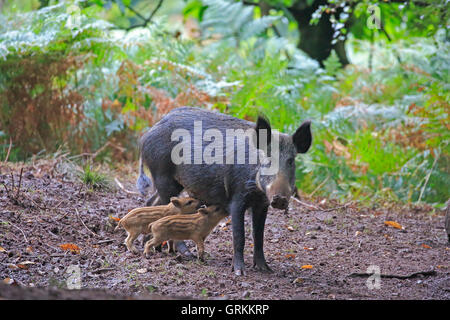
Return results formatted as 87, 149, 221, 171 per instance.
301, 265, 313, 269
109, 215, 120, 222
421, 244, 432, 249
285, 254, 296, 259
59, 243, 81, 254
384, 221, 403, 230
0, 246, 6, 253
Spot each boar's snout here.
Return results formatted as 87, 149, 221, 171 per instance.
270, 195, 289, 210
265, 174, 291, 210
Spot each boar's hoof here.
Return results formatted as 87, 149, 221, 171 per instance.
253, 261, 273, 273
232, 263, 246, 276
271, 195, 289, 210
234, 269, 245, 276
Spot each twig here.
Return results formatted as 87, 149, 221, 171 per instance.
125, 0, 164, 31
308, 175, 330, 198
348, 270, 436, 280
292, 197, 351, 213
3, 137, 12, 163
0, 219, 28, 243
114, 177, 139, 195
75, 208, 98, 237
97, 239, 114, 245
67, 141, 120, 160
320, 202, 351, 213
91, 267, 115, 274
291, 197, 321, 210
15, 167, 23, 199
417, 151, 439, 204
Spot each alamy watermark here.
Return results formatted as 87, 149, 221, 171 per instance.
366, 265, 381, 290
367, 5, 381, 30
66, 265, 82, 289
170, 121, 279, 175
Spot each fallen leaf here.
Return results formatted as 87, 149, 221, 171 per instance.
136, 268, 147, 274
285, 254, 296, 259
0, 246, 6, 253
421, 244, 432, 249
286, 226, 295, 232
59, 243, 81, 254
292, 277, 303, 284
384, 221, 403, 230
303, 247, 314, 251
25, 246, 33, 253
301, 265, 313, 269
3, 277, 14, 285
109, 215, 120, 222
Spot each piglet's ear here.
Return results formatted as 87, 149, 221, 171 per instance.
292, 120, 312, 154
170, 197, 182, 208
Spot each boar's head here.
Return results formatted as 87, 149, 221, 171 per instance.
254, 116, 312, 210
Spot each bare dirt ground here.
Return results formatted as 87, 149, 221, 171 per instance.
1, 160, 449, 300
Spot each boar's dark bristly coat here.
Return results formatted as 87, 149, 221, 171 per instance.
138, 107, 312, 275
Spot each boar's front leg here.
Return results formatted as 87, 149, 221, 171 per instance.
229, 197, 247, 276
251, 203, 272, 272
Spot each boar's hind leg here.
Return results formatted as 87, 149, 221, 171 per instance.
145, 192, 160, 207
151, 175, 183, 205
251, 204, 272, 272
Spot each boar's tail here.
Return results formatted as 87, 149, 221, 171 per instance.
136, 156, 153, 196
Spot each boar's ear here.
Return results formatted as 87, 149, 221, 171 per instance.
198, 208, 209, 215
170, 197, 182, 208
254, 115, 272, 153
292, 120, 312, 154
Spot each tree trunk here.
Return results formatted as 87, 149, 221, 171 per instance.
288, 0, 349, 67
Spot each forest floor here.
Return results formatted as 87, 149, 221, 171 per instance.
0, 159, 449, 300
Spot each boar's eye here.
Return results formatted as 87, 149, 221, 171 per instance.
187, 200, 193, 205
287, 157, 295, 166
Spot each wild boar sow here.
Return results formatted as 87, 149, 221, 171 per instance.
138, 107, 312, 275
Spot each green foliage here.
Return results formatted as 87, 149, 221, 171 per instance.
79, 164, 110, 190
